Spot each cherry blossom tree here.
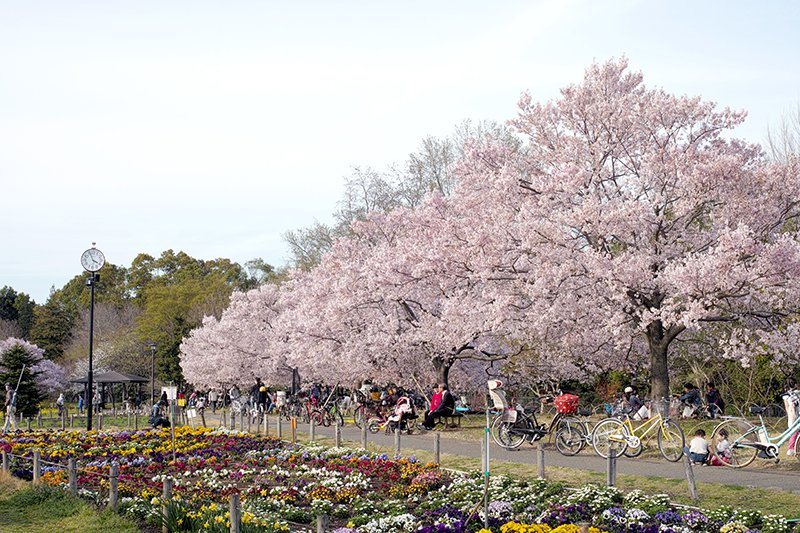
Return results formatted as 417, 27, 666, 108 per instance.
449, 58, 800, 398
181, 59, 800, 400
180, 284, 294, 388
0, 338, 67, 414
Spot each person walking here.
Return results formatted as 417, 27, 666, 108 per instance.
56, 392, 65, 417
208, 388, 219, 413
2, 383, 18, 433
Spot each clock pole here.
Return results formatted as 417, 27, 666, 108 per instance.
86, 272, 98, 431
81, 244, 105, 431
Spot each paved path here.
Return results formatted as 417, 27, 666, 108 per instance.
197, 412, 800, 494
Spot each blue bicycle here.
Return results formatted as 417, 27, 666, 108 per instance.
710, 392, 800, 468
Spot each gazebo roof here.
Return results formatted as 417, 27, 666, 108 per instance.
71, 370, 149, 384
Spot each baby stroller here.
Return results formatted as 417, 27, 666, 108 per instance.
381, 395, 418, 434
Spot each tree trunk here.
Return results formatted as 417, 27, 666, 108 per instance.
432, 355, 451, 389
647, 320, 671, 401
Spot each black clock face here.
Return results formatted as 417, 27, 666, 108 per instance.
81, 248, 105, 272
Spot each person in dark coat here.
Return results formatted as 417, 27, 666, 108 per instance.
422, 384, 455, 429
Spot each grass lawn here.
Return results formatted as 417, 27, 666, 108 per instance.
0, 473, 143, 533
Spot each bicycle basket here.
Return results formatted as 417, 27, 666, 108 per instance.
554, 394, 579, 415
652, 398, 670, 418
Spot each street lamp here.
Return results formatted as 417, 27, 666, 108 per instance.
80, 244, 105, 431
148, 343, 157, 405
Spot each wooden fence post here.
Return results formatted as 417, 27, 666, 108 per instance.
229, 492, 241, 533
68, 458, 77, 496
361, 424, 367, 450
247, 413, 251, 434
316, 514, 329, 533
98, 413, 103, 430
239, 412, 244, 431
537, 442, 545, 480
309, 418, 316, 442
334, 423, 341, 448
683, 454, 699, 500
33, 450, 41, 484
1, 449, 8, 472
277, 417, 283, 439
109, 464, 119, 510
433, 433, 440, 464
162, 478, 173, 533
394, 428, 401, 456
70, 414, 75, 428
263, 413, 269, 436
134, 413, 139, 430
61, 412, 66, 431
606, 447, 617, 487
37, 414, 41, 428
26, 417, 31, 431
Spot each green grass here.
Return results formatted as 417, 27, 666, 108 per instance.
0, 474, 142, 533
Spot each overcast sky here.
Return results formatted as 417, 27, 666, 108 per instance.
1, 0, 799, 303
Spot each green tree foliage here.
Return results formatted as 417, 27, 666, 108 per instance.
28, 292, 76, 361
0, 344, 45, 417
23, 251, 273, 385
0, 287, 36, 339
135, 273, 236, 384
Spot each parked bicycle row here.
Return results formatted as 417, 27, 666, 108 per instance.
484, 379, 800, 468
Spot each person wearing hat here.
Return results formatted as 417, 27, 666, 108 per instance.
623, 386, 645, 420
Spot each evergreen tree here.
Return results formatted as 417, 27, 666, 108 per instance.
0, 343, 45, 417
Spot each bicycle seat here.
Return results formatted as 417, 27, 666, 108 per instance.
749, 405, 766, 415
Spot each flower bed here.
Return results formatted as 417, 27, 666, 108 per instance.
0, 428, 795, 533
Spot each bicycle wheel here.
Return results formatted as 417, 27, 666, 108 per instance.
319, 410, 332, 427
711, 419, 759, 468
367, 418, 382, 434
489, 415, 507, 447
623, 434, 643, 458
554, 419, 586, 456
591, 418, 629, 458
657, 419, 685, 462
353, 407, 364, 428
309, 410, 324, 426
490, 413, 528, 449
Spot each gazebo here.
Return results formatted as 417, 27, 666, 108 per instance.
72, 371, 149, 412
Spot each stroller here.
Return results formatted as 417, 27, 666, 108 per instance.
385, 395, 418, 434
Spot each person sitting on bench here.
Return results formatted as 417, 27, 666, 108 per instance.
422, 383, 455, 429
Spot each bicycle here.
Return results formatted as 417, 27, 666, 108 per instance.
552, 408, 595, 456
487, 381, 580, 450
591, 400, 685, 462
710, 393, 800, 468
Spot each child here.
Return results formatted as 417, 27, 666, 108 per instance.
687, 429, 710, 465
716, 428, 731, 462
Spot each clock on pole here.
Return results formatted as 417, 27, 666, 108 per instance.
80, 244, 105, 272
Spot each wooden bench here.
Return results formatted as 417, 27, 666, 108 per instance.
433, 410, 464, 429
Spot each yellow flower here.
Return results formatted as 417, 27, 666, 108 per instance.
203, 522, 210, 529
215, 515, 224, 523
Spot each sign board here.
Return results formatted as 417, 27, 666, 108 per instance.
161, 386, 178, 401
186, 408, 197, 419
